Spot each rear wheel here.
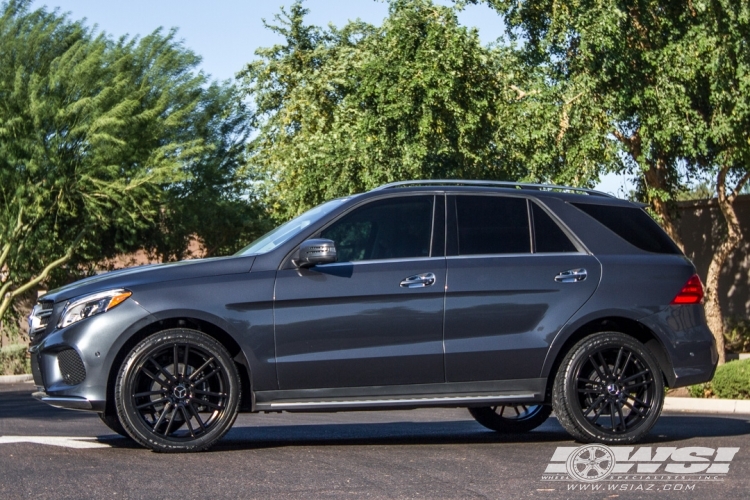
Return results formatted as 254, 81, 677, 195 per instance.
469, 404, 552, 433
115, 328, 241, 452
552, 332, 664, 444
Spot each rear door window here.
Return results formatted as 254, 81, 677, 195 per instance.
454, 196, 531, 255
531, 203, 578, 253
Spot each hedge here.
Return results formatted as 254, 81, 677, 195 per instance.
0, 344, 30, 376
688, 358, 750, 399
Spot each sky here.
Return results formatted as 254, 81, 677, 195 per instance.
31, 0, 631, 195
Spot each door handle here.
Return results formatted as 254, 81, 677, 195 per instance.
555, 268, 587, 283
400, 272, 436, 288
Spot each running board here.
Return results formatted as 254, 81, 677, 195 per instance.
255, 392, 538, 411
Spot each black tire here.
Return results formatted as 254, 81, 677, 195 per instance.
98, 412, 130, 438
115, 328, 241, 452
469, 404, 552, 433
552, 332, 664, 444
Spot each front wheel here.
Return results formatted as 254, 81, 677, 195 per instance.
552, 332, 664, 444
115, 328, 241, 452
98, 412, 130, 438
469, 404, 552, 433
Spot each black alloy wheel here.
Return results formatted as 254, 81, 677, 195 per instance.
469, 404, 552, 433
552, 332, 664, 444
115, 328, 240, 452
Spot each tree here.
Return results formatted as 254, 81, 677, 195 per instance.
144, 82, 271, 261
472, 0, 750, 362
240, 0, 609, 220
0, 1, 259, 337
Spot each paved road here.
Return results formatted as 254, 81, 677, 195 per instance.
1, 380, 749, 499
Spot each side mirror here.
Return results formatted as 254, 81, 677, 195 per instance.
295, 239, 337, 268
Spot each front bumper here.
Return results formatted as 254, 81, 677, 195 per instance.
29, 298, 156, 412
32, 391, 95, 411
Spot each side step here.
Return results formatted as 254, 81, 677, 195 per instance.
255, 392, 538, 411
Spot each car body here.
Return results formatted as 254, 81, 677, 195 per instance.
28, 180, 718, 451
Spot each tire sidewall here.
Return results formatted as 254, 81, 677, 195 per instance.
115, 328, 241, 452
558, 332, 664, 444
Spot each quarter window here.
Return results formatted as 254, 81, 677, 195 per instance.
455, 196, 531, 255
320, 196, 434, 262
572, 202, 681, 254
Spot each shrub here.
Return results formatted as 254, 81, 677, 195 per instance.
724, 318, 750, 354
0, 344, 30, 375
688, 358, 750, 399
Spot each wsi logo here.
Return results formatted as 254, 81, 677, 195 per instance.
542, 444, 739, 482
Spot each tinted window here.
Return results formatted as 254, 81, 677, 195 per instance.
320, 196, 433, 261
532, 203, 578, 253
455, 196, 530, 255
572, 203, 681, 254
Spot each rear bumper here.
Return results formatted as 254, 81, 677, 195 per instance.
640, 305, 718, 388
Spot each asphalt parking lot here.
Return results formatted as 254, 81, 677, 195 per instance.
1, 380, 749, 499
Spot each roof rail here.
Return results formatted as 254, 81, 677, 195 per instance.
371, 179, 615, 198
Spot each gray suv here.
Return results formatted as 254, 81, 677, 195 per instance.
28, 180, 717, 452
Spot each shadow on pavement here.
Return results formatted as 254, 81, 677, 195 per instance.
204, 414, 750, 453
0, 388, 96, 422
3, 387, 750, 452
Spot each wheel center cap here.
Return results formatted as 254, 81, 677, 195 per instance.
173, 385, 188, 399
606, 383, 619, 395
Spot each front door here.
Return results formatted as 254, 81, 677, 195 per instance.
274, 194, 446, 390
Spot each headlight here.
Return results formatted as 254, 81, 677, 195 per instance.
58, 289, 132, 328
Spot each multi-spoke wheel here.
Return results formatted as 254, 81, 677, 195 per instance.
469, 404, 552, 433
552, 332, 664, 444
114, 328, 240, 452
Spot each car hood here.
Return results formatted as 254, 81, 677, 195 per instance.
43, 255, 256, 304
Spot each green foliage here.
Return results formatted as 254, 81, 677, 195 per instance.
723, 318, 750, 354
674, 182, 715, 202
0, 343, 29, 375
689, 358, 750, 400
472, 0, 750, 235
241, 0, 606, 219
144, 82, 271, 260
0, 0, 265, 328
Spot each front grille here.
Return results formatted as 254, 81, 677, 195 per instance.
57, 349, 86, 386
28, 300, 54, 340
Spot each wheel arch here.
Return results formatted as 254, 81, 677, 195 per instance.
541, 316, 675, 402
103, 316, 254, 416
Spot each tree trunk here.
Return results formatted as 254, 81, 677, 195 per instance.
642, 157, 684, 251
704, 165, 746, 365
613, 129, 684, 250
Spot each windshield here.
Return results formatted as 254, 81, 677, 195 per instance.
235, 198, 349, 256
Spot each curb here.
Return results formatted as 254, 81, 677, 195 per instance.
0, 374, 33, 384
664, 396, 750, 415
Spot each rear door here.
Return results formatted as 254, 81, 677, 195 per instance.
443, 194, 601, 382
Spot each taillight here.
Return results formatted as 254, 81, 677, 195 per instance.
671, 275, 704, 305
